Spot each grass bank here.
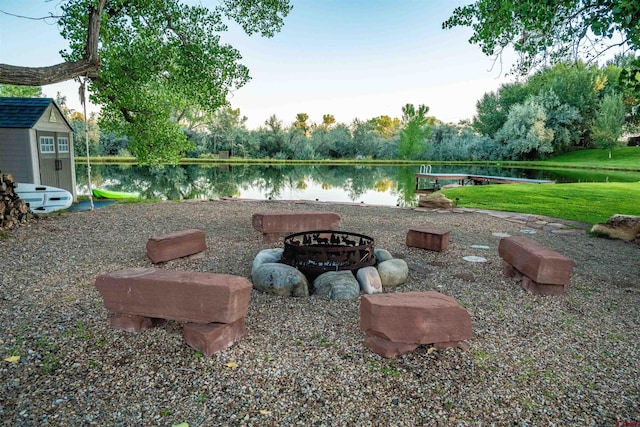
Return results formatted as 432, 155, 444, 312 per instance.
441, 182, 640, 225
518, 146, 640, 171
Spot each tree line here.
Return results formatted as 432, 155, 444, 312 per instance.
1, 55, 637, 162
1, 1, 638, 163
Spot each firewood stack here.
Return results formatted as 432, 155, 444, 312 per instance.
1, 170, 33, 231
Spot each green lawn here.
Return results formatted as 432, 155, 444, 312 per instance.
526, 146, 640, 170
441, 182, 640, 225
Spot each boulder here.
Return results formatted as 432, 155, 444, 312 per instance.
376, 258, 409, 288
313, 270, 360, 300
251, 248, 284, 276
252, 263, 309, 297
374, 248, 393, 263
591, 214, 640, 243
356, 266, 383, 294
418, 192, 454, 209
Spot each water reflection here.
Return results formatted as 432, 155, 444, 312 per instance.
75, 163, 640, 207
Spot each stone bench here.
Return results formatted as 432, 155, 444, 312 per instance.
406, 227, 450, 251
498, 236, 576, 296
146, 229, 206, 263
252, 211, 340, 243
360, 291, 472, 358
95, 267, 252, 356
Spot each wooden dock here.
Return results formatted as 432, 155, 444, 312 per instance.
415, 172, 555, 192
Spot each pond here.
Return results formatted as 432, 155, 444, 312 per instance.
75, 163, 640, 208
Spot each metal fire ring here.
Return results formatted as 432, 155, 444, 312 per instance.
281, 230, 375, 280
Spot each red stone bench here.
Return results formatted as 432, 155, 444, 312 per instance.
146, 229, 206, 263
498, 236, 576, 296
360, 291, 472, 358
95, 267, 252, 356
406, 227, 450, 251
252, 211, 340, 243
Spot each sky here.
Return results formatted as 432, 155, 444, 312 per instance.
0, 0, 517, 129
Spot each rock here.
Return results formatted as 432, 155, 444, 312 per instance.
374, 248, 393, 263
498, 236, 575, 285
406, 227, 450, 251
360, 291, 472, 345
313, 270, 360, 300
252, 263, 309, 297
146, 229, 207, 264
376, 258, 409, 288
356, 266, 383, 294
418, 192, 454, 209
363, 334, 419, 358
95, 268, 252, 324
251, 248, 284, 276
183, 318, 247, 357
591, 214, 640, 243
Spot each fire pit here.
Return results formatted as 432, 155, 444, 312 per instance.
281, 230, 376, 282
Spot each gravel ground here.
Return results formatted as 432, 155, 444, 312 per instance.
1, 199, 638, 426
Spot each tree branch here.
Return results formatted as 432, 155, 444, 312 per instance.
0, 0, 106, 86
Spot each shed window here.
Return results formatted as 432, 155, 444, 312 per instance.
57, 137, 69, 153
39, 136, 55, 153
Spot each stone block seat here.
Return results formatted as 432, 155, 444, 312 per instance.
95, 267, 252, 356
498, 236, 576, 296
406, 227, 450, 251
146, 228, 206, 263
360, 291, 472, 358
252, 210, 340, 243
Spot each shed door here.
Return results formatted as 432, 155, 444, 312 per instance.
36, 131, 73, 192
37, 131, 58, 187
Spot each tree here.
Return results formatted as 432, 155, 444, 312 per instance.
70, 112, 101, 156
443, 0, 640, 75
473, 82, 529, 137
0, 84, 43, 98
592, 93, 626, 158
495, 99, 554, 160
0, 0, 291, 163
369, 115, 401, 139
321, 114, 336, 129
293, 113, 310, 136
398, 104, 431, 160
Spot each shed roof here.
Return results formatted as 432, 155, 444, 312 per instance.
0, 97, 69, 128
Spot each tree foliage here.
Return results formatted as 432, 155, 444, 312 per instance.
592, 92, 626, 157
0, 0, 291, 164
495, 99, 555, 160
398, 104, 430, 160
0, 84, 43, 98
443, 0, 640, 75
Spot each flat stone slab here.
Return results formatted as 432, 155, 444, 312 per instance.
95, 267, 252, 324
360, 291, 472, 345
498, 236, 575, 285
252, 211, 340, 242
146, 229, 206, 263
406, 227, 450, 251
